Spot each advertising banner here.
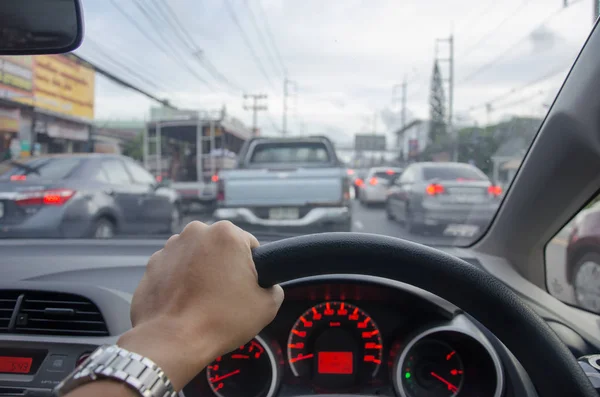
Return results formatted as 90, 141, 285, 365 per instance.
0, 56, 34, 101
25, 55, 95, 120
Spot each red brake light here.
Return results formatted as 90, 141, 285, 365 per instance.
211, 174, 219, 183
355, 178, 364, 187
155, 175, 162, 182
347, 169, 355, 176
10, 175, 26, 181
16, 189, 75, 206
426, 184, 445, 195
488, 185, 503, 196
369, 177, 378, 186
385, 169, 395, 175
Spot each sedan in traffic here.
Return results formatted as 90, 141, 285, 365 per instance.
357, 167, 404, 205
386, 162, 502, 237
0, 154, 181, 238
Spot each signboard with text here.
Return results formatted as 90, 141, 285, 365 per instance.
354, 134, 386, 151
16, 55, 95, 121
0, 56, 34, 101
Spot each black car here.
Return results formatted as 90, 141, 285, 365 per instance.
0, 154, 181, 238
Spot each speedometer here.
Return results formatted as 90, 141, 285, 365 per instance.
287, 301, 382, 390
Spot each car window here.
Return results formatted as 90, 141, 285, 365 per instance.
125, 160, 156, 185
546, 194, 600, 314
250, 142, 330, 164
422, 166, 487, 181
373, 170, 402, 182
91, 167, 110, 183
0, 158, 81, 181
101, 159, 132, 185
399, 168, 414, 184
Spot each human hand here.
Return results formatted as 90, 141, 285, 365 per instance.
117, 221, 284, 390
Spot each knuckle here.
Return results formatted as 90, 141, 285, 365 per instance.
182, 220, 207, 236
165, 233, 179, 247
210, 220, 239, 241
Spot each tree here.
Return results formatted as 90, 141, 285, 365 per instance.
122, 133, 143, 162
428, 61, 446, 144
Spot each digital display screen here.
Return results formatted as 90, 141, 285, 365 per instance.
318, 352, 353, 374
0, 356, 33, 374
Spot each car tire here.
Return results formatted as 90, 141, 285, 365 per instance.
169, 205, 182, 234
405, 207, 421, 234
573, 252, 600, 313
91, 218, 116, 239
386, 201, 395, 220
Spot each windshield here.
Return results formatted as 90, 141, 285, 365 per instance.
422, 166, 487, 181
0, 0, 592, 305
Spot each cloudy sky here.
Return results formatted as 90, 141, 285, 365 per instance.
78, 0, 594, 145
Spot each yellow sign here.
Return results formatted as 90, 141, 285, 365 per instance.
18, 55, 95, 120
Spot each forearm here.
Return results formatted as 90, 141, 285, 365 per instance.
64, 380, 139, 397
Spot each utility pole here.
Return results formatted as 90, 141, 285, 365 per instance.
282, 78, 297, 135
392, 77, 407, 151
435, 34, 455, 160
243, 93, 268, 136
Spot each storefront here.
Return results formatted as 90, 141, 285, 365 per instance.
33, 113, 90, 154
0, 107, 20, 155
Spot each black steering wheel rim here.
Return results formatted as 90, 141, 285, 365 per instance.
252, 232, 596, 397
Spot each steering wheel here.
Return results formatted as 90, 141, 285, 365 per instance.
252, 233, 596, 397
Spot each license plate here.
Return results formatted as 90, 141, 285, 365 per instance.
0, 202, 3, 219
452, 195, 481, 203
269, 207, 299, 220
444, 224, 479, 237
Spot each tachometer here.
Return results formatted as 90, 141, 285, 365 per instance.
207, 336, 278, 397
287, 301, 382, 390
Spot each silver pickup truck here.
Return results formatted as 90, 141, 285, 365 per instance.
213, 136, 352, 233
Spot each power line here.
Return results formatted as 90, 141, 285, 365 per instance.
130, 0, 214, 89
223, 0, 276, 90
255, 0, 287, 77
150, 0, 243, 92
458, 0, 583, 84
242, 0, 283, 77
459, 0, 530, 58
464, 63, 569, 112
82, 37, 169, 93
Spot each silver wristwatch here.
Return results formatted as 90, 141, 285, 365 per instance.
53, 345, 178, 397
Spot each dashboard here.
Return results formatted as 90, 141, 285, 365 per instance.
0, 240, 597, 397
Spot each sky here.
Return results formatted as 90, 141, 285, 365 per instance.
77, 0, 595, 146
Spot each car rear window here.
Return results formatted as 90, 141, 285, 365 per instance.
250, 142, 330, 164
423, 166, 487, 181
0, 158, 81, 181
373, 170, 401, 181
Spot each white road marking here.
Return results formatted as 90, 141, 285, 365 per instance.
353, 220, 364, 230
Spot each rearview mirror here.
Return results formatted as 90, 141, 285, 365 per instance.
0, 0, 84, 55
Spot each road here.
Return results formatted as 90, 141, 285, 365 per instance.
183, 200, 474, 246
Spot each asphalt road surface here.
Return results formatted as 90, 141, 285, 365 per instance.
182, 200, 475, 246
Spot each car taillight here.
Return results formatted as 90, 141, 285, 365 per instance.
426, 184, 444, 195
15, 189, 76, 206
347, 169, 355, 176
385, 169, 395, 175
342, 177, 351, 200
155, 175, 162, 182
211, 174, 219, 183
355, 178, 364, 187
10, 175, 26, 181
369, 177, 378, 186
488, 185, 503, 196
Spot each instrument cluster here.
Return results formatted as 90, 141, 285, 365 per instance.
183, 282, 503, 397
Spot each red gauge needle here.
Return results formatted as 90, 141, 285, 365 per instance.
430, 371, 459, 393
290, 354, 314, 363
210, 369, 241, 383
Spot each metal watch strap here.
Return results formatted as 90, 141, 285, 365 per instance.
53, 345, 177, 397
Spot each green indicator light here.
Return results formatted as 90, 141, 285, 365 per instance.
405, 372, 411, 379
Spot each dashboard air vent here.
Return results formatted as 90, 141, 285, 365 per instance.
15, 291, 108, 336
0, 291, 20, 331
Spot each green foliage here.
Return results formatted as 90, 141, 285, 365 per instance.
122, 133, 143, 161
